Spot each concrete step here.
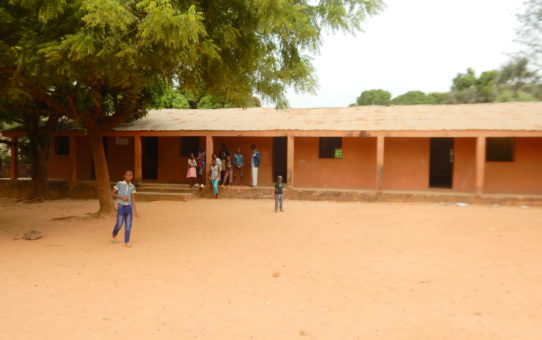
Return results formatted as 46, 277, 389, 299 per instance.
136, 191, 194, 202
137, 183, 201, 193
138, 186, 198, 193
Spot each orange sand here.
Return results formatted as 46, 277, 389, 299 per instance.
1, 198, 542, 339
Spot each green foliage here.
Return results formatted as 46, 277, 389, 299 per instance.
390, 91, 431, 105
197, 95, 224, 109
517, 0, 542, 69
2, 0, 384, 116
448, 69, 499, 103
497, 57, 539, 98
496, 90, 538, 102
427, 92, 450, 104
153, 87, 190, 109
356, 89, 391, 106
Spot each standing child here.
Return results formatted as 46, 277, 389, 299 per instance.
222, 155, 233, 186
187, 153, 197, 188
196, 146, 206, 186
209, 159, 220, 199
219, 151, 227, 186
214, 153, 222, 182
274, 175, 285, 212
232, 147, 244, 185
111, 170, 139, 247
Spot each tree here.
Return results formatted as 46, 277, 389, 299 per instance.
448, 68, 499, 103
391, 91, 431, 105
152, 87, 190, 109
197, 95, 224, 109
3, 0, 383, 214
0, 97, 61, 201
427, 92, 450, 104
497, 57, 539, 98
356, 89, 391, 106
517, 0, 542, 69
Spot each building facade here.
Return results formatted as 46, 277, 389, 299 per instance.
4, 102, 542, 195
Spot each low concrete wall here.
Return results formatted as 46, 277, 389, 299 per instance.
2, 180, 541, 206
0, 179, 97, 200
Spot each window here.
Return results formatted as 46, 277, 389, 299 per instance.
180, 137, 199, 156
486, 138, 514, 162
319, 137, 342, 158
54, 136, 70, 155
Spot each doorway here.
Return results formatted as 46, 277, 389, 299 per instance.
272, 137, 287, 183
429, 138, 454, 188
142, 137, 158, 180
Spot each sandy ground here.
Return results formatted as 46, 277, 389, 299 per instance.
1, 198, 542, 340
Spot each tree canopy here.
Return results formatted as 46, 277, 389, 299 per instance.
1, 0, 383, 213
355, 89, 391, 106
390, 91, 431, 105
352, 59, 541, 106
517, 0, 542, 69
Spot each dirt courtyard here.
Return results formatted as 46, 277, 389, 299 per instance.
1, 198, 541, 339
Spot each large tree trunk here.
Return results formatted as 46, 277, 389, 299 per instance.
88, 129, 115, 215
28, 133, 50, 201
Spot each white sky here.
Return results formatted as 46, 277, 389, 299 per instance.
280, 0, 525, 108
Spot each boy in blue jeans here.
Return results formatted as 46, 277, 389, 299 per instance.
111, 170, 139, 247
275, 175, 285, 212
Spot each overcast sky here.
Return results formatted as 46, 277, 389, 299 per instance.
280, 0, 525, 108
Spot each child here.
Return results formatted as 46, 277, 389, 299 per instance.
274, 175, 285, 212
187, 153, 197, 187
111, 170, 139, 247
232, 147, 244, 185
209, 159, 220, 199
196, 146, 206, 186
222, 155, 233, 186
219, 151, 227, 186
213, 153, 222, 182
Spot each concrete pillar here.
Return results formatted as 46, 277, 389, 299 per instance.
475, 136, 486, 195
69, 135, 77, 187
10, 136, 18, 180
376, 135, 385, 191
205, 135, 213, 185
134, 135, 142, 183
287, 135, 294, 186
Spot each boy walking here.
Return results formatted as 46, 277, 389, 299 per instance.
111, 170, 139, 247
274, 175, 285, 212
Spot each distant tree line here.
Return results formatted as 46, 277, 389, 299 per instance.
351, 57, 542, 106
152, 87, 261, 109
351, 0, 542, 106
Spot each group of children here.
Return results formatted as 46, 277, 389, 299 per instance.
110, 143, 282, 247
186, 144, 249, 190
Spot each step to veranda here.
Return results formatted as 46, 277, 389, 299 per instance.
136, 191, 194, 202
137, 186, 199, 193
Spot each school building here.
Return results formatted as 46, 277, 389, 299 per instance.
3, 102, 542, 197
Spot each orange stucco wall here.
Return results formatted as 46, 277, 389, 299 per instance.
47, 141, 71, 179
294, 137, 377, 189
485, 137, 542, 194
213, 137, 274, 186
44, 134, 542, 195
105, 137, 135, 181
383, 138, 429, 190
452, 138, 476, 192
157, 137, 188, 182
75, 136, 93, 180
383, 137, 477, 192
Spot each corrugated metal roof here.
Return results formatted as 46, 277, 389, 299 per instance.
116, 102, 542, 132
